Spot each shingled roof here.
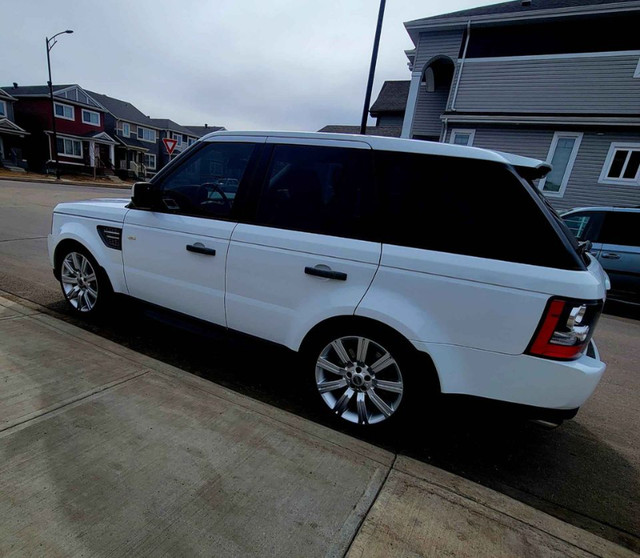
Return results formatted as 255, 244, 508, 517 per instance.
149, 118, 196, 136
85, 90, 159, 128
369, 81, 410, 115
185, 125, 227, 138
406, 0, 637, 26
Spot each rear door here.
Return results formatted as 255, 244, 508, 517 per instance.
122, 138, 263, 325
225, 138, 381, 349
595, 210, 640, 301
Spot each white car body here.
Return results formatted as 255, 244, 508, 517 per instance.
48, 131, 607, 417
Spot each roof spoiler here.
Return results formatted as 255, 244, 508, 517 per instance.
493, 150, 552, 181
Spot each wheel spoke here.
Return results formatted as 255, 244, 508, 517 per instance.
356, 337, 369, 363
331, 339, 351, 365
80, 256, 88, 275
367, 388, 393, 418
70, 252, 81, 271
317, 357, 344, 376
370, 352, 395, 374
317, 378, 348, 394
84, 272, 96, 284
356, 392, 368, 425
375, 379, 403, 394
83, 291, 93, 310
333, 388, 354, 416
63, 260, 77, 276
61, 275, 78, 285
85, 285, 98, 298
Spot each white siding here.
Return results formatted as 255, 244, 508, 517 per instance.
455, 55, 640, 114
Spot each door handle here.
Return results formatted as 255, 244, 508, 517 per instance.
305, 266, 347, 281
601, 253, 620, 260
186, 243, 216, 256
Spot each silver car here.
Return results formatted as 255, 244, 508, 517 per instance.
562, 206, 640, 304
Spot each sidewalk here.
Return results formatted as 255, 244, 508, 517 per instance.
0, 294, 635, 557
0, 173, 131, 189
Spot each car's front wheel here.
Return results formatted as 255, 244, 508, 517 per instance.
309, 329, 413, 426
58, 246, 110, 316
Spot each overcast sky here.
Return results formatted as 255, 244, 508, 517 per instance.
2, 0, 494, 131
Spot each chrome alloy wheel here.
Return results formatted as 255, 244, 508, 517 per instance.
315, 336, 404, 425
61, 252, 99, 312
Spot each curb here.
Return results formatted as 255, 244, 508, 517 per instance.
0, 175, 131, 189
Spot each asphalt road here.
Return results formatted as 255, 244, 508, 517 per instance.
1, 179, 638, 552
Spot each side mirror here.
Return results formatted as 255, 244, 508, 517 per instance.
131, 182, 157, 209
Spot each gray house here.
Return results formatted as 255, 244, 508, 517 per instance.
149, 119, 199, 170
401, 0, 640, 210
86, 91, 161, 179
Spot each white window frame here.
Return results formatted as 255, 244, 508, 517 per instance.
187, 137, 196, 147
57, 137, 83, 158
538, 132, 583, 198
138, 126, 156, 143
450, 129, 476, 147
598, 143, 640, 185
122, 122, 130, 138
0, 99, 6, 118
54, 102, 75, 121
171, 131, 183, 146
143, 153, 156, 169
81, 109, 100, 127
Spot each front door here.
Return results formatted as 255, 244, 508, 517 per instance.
225, 139, 381, 349
122, 139, 262, 325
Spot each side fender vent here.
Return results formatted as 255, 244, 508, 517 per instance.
97, 226, 122, 250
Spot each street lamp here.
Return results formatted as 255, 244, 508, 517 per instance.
46, 29, 73, 179
360, 0, 386, 135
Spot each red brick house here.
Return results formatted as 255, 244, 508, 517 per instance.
5, 84, 116, 174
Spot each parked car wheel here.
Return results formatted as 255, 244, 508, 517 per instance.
58, 246, 110, 316
309, 327, 418, 426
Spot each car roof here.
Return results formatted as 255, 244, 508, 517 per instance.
563, 206, 640, 214
199, 130, 549, 171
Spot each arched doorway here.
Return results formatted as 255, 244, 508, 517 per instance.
412, 56, 455, 141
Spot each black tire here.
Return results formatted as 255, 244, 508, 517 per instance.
57, 244, 112, 317
304, 323, 428, 427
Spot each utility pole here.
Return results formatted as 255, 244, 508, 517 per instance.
360, 0, 386, 135
46, 29, 73, 179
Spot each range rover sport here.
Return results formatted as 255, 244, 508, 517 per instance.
48, 131, 608, 427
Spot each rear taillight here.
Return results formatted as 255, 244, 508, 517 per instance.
527, 298, 603, 360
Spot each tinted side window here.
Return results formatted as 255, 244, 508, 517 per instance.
256, 144, 375, 238
562, 212, 602, 242
375, 151, 577, 268
599, 212, 640, 246
158, 142, 257, 218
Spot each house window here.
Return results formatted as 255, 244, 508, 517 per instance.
56, 137, 82, 158
538, 132, 583, 197
81, 109, 100, 126
138, 127, 156, 142
122, 122, 130, 137
0, 100, 6, 117
54, 102, 75, 121
172, 131, 183, 146
450, 129, 475, 147
599, 143, 640, 185
143, 153, 156, 169
187, 137, 195, 147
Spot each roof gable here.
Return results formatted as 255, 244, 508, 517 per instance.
54, 85, 106, 110
370, 81, 410, 114
85, 90, 160, 129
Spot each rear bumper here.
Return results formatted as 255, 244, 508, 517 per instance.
415, 340, 605, 411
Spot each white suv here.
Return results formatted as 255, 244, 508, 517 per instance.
48, 131, 608, 426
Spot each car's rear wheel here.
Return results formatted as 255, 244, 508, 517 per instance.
309, 328, 416, 426
58, 246, 110, 316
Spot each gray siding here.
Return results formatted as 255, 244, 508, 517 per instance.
376, 114, 404, 126
446, 126, 640, 210
411, 29, 463, 138
454, 55, 640, 114
413, 30, 463, 70
413, 86, 449, 137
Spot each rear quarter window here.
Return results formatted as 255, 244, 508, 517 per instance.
374, 150, 581, 269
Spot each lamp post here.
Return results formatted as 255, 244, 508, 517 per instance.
46, 29, 73, 179
360, 0, 386, 135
